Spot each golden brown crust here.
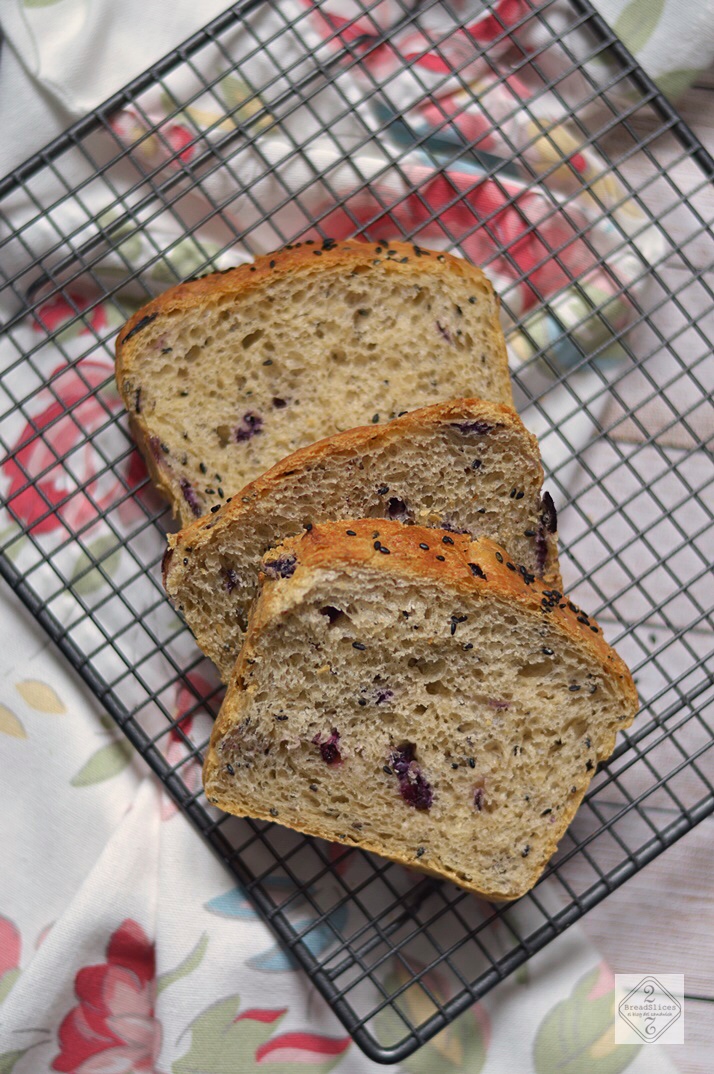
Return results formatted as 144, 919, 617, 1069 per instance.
164, 396, 560, 588
204, 521, 637, 899
115, 239, 503, 356
263, 521, 633, 685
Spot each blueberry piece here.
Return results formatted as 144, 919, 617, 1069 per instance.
235, 411, 264, 442
263, 554, 297, 578
180, 478, 202, 517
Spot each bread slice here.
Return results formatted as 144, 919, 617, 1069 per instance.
164, 398, 560, 682
115, 240, 512, 525
203, 521, 637, 901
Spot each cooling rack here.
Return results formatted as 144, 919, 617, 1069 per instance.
1, 0, 713, 1063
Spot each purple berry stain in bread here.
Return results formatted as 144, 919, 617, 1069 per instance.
389, 742, 433, 810
473, 786, 485, 811
441, 518, 468, 534
223, 568, 239, 592
263, 554, 297, 579
179, 478, 202, 517
374, 687, 394, 705
235, 411, 263, 442
436, 321, 452, 343
313, 728, 342, 765
452, 420, 494, 436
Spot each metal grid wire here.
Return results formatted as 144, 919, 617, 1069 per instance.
1, 0, 713, 1063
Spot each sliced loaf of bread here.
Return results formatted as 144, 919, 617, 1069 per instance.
115, 240, 512, 525
164, 398, 560, 682
203, 520, 637, 901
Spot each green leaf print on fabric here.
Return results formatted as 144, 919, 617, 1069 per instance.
656, 67, 703, 100
375, 962, 489, 1071
70, 739, 133, 787
158, 933, 208, 995
151, 237, 222, 284
533, 964, 641, 1074
71, 534, 122, 596
613, 0, 665, 55
173, 997, 351, 1074
0, 969, 20, 1005
0, 1052, 28, 1074
220, 76, 273, 130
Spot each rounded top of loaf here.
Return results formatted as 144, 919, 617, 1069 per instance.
257, 519, 638, 708
115, 239, 498, 354
163, 396, 538, 563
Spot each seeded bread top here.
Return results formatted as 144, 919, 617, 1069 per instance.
251, 519, 635, 705
116, 239, 505, 351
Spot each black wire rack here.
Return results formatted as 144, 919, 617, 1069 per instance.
1, 0, 713, 1064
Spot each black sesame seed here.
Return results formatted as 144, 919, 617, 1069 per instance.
269, 259, 276, 268
510, 488, 517, 498
379, 546, 390, 554
263, 358, 273, 365
471, 458, 482, 469
218, 487, 224, 498
372, 531, 380, 539
358, 698, 367, 707
371, 413, 380, 423
383, 765, 392, 774
513, 745, 520, 755
419, 542, 430, 550
506, 562, 516, 572
541, 808, 552, 816
521, 845, 530, 857
309, 784, 318, 792
210, 505, 220, 514
377, 485, 389, 495
199, 462, 207, 474
442, 535, 454, 546
346, 529, 357, 536
542, 647, 554, 656
374, 541, 382, 551
590, 625, 599, 633
451, 762, 459, 769
571, 785, 577, 794
352, 642, 366, 651
468, 296, 476, 303
569, 684, 581, 692
436, 555, 446, 561
225, 763, 234, 775
269, 808, 279, 817
467, 757, 476, 769
524, 529, 536, 537
495, 552, 503, 563
416, 847, 425, 858
463, 643, 473, 651
585, 736, 592, 748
